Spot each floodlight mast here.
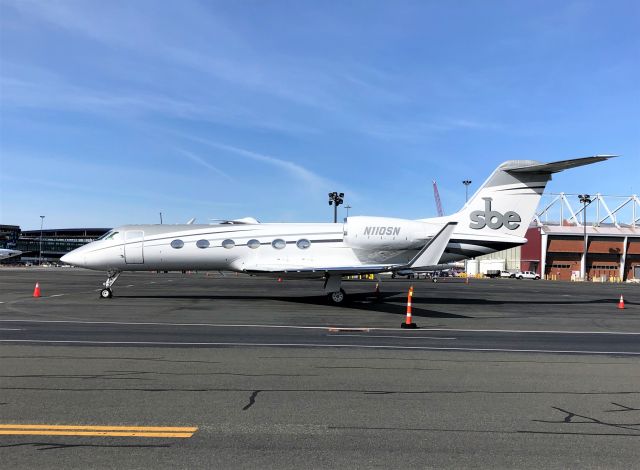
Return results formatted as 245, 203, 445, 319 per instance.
328, 192, 344, 223
38, 215, 45, 266
462, 180, 472, 202
578, 194, 592, 280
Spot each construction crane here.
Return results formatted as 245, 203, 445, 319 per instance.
432, 180, 444, 217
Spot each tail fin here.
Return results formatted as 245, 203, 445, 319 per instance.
451, 155, 614, 239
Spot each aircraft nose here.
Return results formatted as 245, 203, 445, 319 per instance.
61, 250, 84, 267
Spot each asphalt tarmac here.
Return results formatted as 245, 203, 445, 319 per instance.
0, 268, 639, 469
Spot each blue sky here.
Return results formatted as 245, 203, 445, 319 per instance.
1, 0, 638, 230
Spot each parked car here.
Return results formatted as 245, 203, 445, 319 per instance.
515, 271, 540, 280
500, 270, 515, 278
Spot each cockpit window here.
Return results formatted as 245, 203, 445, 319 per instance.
98, 231, 120, 241
104, 231, 120, 241
97, 231, 113, 240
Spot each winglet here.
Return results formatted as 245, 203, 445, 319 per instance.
408, 222, 457, 269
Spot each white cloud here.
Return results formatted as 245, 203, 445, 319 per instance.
174, 148, 234, 182
178, 134, 331, 190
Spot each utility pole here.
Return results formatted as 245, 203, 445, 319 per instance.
328, 192, 344, 223
159, 212, 163, 224
38, 215, 45, 266
345, 205, 352, 218
578, 194, 592, 281
462, 180, 472, 202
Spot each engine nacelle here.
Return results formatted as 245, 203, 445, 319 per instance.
344, 216, 429, 250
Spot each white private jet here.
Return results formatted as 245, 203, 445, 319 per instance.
61, 155, 612, 302
0, 248, 22, 260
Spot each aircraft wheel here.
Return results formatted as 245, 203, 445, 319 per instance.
100, 288, 113, 299
328, 289, 347, 305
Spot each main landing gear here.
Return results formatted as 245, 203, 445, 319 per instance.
99, 270, 121, 299
324, 275, 347, 305
328, 289, 347, 305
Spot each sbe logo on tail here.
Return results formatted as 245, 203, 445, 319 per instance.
469, 198, 521, 230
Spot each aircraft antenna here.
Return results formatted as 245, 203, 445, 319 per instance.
433, 180, 444, 217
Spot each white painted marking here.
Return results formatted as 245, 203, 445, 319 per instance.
48, 294, 64, 298
0, 339, 637, 355
0, 320, 637, 336
0, 328, 22, 331
125, 285, 134, 287
330, 334, 456, 340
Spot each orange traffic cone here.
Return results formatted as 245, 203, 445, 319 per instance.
33, 282, 41, 298
618, 295, 625, 310
401, 285, 417, 329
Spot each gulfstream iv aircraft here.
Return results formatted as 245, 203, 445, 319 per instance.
61, 156, 612, 303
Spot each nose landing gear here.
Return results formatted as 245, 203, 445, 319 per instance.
100, 270, 121, 299
100, 288, 113, 299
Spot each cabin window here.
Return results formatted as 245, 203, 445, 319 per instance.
170, 239, 184, 249
272, 239, 286, 250
247, 239, 260, 249
296, 239, 311, 249
196, 239, 210, 249
222, 239, 235, 249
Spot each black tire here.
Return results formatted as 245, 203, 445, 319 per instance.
100, 288, 113, 299
328, 289, 347, 305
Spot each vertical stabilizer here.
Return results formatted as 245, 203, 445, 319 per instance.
450, 156, 613, 239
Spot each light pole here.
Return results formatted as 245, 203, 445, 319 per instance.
38, 215, 45, 266
328, 192, 344, 223
345, 205, 352, 218
578, 194, 592, 281
159, 212, 163, 224
462, 180, 472, 202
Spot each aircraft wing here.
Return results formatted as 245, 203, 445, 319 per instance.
243, 264, 401, 276
242, 221, 457, 276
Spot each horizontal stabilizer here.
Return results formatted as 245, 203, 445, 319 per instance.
408, 222, 457, 268
505, 155, 616, 174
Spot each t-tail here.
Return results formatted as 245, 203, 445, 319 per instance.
450, 155, 615, 240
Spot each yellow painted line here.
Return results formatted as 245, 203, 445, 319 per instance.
0, 424, 197, 432
0, 424, 198, 438
0, 430, 193, 438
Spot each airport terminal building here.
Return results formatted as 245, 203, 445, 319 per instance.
1, 227, 110, 264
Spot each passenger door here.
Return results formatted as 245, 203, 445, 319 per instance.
124, 230, 144, 264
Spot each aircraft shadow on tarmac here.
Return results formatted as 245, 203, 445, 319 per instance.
115, 289, 634, 319
118, 292, 470, 319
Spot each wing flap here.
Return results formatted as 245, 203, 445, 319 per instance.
244, 264, 401, 275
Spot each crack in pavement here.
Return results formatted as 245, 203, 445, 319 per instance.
242, 390, 261, 411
